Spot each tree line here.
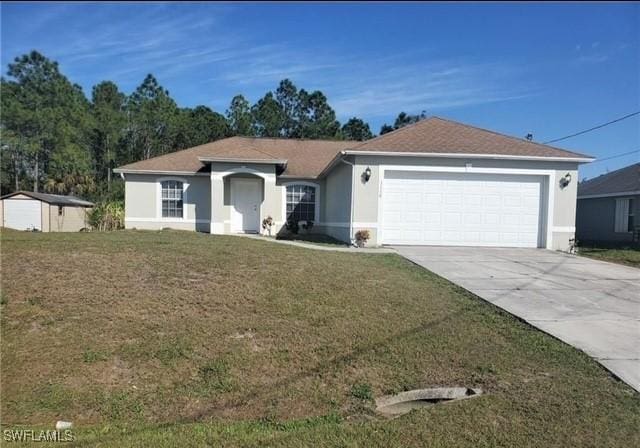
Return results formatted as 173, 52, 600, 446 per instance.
1, 50, 424, 200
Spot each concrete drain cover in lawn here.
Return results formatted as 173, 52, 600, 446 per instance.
375, 387, 482, 416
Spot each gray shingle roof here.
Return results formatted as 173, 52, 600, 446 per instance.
578, 163, 640, 197
0, 191, 94, 207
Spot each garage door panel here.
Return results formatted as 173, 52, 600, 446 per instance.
405, 211, 421, 223
424, 212, 442, 224
484, 195, 501, 208
384, 191, 404, 205
403, 229, 423, 241
463, 231, 481, 242
522, 196, 540, 209
406, 192, 422, 203
521, 213, 539, 226
423, 230, 442, 241
425, 193, 442, 205
502, 232, 520, 243
443, 212, 461, 226
503, 214, 520, 226
444, 194, 462, 205
383, 212, 404, 224
4, 199, 41, 231
382, 171, 544, 247
504, 195, 523, 207
463, 213, 482, 226
484, 213, 500, 225
464, 194, 483, 207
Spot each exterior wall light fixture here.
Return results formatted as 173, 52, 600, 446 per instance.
559, 172, 572, 189
363, 166, 372, 182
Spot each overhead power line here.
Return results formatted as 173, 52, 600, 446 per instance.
589, 149, 640, 164
543, 111, 640, 144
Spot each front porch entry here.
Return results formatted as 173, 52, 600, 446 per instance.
207, 162, 281, 236
230, 177, 261, 233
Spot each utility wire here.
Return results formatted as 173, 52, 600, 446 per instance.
543, 111, 640, 144
589, 149, 640, 164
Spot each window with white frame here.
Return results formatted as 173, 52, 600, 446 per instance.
614, 198, 634, 233
286, 184, 316, 222
161, 180, 184, 218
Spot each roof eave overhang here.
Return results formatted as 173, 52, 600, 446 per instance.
198, 157, 288, 165
113, 168, 209, 176
317, 150, 594, 179
342, 150, 595, 163
578, 190, 640, 199
278, 174, 321, 180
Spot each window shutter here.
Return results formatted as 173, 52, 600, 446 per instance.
614, 198, 630, 232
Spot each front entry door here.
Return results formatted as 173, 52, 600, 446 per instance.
231, 178, 261, 233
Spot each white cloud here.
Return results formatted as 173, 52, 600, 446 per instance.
317, 60, 535, 119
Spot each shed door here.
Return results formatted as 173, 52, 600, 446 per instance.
381, 171, 544, 247
4, 199, 42, 231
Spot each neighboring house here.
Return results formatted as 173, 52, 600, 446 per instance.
0, 191, 94, 232
576, 163, 639, 245
113, 117, 593, 250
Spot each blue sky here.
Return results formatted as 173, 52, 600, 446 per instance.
1, 2, 638, 179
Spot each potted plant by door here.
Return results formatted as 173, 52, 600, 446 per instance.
354, 229, 371, 247
262, 216, 274, 236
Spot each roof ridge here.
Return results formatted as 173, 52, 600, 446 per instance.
348, 116, 436, 150
231, 138, 280, 160
234, 135, 347, 143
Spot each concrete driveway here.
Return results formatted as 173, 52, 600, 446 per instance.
393, 246, 640, 392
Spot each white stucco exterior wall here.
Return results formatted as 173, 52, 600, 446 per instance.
319, 160, 353, 242
124, 173, 211, 232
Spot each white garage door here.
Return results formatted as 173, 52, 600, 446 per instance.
3, 199, 42, 231
381, 171, 544, 247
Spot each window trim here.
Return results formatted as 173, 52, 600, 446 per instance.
283, 181, 320, 224
156, 177, 189, 221
614, 197, 633, 233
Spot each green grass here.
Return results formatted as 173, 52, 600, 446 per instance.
579, 246, 640, 268
350, 383, 373, 401
1, 229, 638, 447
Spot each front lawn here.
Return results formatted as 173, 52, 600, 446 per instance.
579, 246, 640, 268
1, 230, 638, 447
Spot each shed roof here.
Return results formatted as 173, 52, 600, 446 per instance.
0, 191, 94, 207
